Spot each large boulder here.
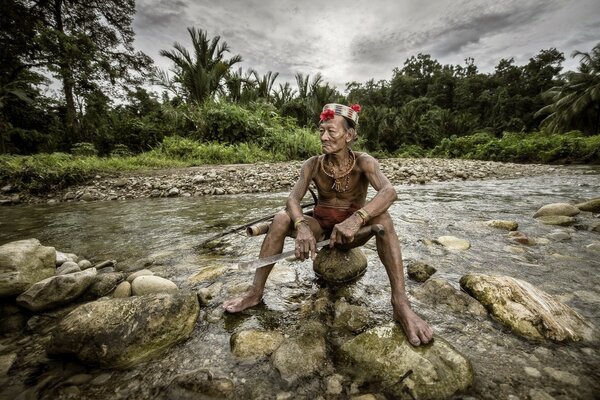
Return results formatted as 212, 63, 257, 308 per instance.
271, 321, 327, 384
0, 239, 56, 297
16, 268, 97, 312
575, 197, 600, 213
460, 274, 593, 342
230, 329, 284, 359
47, 291, 199, 368
533, 203, 580, 218
411, 278, 487, 316
339, 323, 473, 400
313, 247, 367, 283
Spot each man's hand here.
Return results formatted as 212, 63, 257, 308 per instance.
330, 214, 363, 247
295, 223, 317, 261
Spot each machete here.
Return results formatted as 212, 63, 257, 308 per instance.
238, 224, 385, 270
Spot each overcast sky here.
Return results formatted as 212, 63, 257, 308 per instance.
133, 0, 600, 92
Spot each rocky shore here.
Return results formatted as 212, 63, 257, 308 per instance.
0, 158, 569, 205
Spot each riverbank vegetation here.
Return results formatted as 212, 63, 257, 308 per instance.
1, 1, 600, 192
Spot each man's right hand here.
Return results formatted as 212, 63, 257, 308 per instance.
295, 223, 317, 261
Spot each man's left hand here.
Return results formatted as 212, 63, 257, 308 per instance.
330, 214, 363, 247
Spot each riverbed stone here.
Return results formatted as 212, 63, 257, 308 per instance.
508, 231, 536, 245
271, 321, 327, 384
113, 281, 131, 298
56, 261, 80, 275
585, 242, 600, 252
339, 323, 473, 400
0, 353, 16, 377
0, 239, 56, 297
533, 203, 580, 218
459, 274, 593, 342
55, 251, 78, 266
16, 268, 97, 312
411, 278, 487, 316
47, 291, 199, 368
485, 220, 518, 231
406, 261, 436, 282
575, 197, 600, 213
230, 329, 285, 359
546, 231, 571, 241
77, 260, 92, 270
131, 275, 177, 295
126, 269, 153, 282
313, 247, 367, 283
535, 215, 576, 226
163, 368, 234, 399
333, 299, 371, 333
437, 236, 471, 250
80, 272, 125, 301
187, 265, 228, 284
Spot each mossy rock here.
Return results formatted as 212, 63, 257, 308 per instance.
313, 247, 367, 283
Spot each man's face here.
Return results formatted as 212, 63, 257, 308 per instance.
319, 115, 351, 154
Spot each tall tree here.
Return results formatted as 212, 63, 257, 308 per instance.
158, 28, 242, 104
537, 43, 600, 134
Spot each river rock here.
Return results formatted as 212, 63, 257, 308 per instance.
0, 239, 56, 297
131, 275, 177, 295
411, 278, 487, 316
55, 251, 78, 266
485, 220, 518, 231
508, 231, 536, 245
47, 291, 199, 368
78, 260, 92, 270
0, 353, 17, 377
187, 265, 228, 283
162, 368, 234, 399
535, 215, 576, 226
406, 261, 436, 282
586, 242, 600, 253
333, 299, 371, 333
16, 268, 97, 312
459, 274, 593, 342
339, 323, 473, 400
271, 321, 327, 384
56, 261, 81, 275
230, 329, 285, 359
80, 272, 125, 301
533, 203, 580, 218
0, 303, 27, 333
113, 281, 131, 298
126, 269, 154, 282
437, 236, 471, 250
546, 231, 571, 242
313, 247, 367, 283
575, 197, 600, 213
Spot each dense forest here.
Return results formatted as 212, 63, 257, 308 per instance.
1, 0, 599, 175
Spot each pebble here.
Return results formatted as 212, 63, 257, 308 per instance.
90, 373, 113, 385
524, 366, 541, 377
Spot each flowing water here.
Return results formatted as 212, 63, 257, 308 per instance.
1, 167, 599, 399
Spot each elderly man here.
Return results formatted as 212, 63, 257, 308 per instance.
223, 103, 433, 346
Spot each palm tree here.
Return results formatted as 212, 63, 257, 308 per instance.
252, 70, 279, 101
157, 28, 242, 103
273, 82, 296, 109
537, 43, 600, 134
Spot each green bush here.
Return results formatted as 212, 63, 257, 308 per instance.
71, 142, 98, 156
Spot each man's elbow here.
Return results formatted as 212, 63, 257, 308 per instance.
387, 186, 398, 202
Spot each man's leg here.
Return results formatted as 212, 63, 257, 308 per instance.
223, 210, 321, 312
370, 211, 434, 346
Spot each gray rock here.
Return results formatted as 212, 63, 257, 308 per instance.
55, 251, 78, 265
78, 260, 93, 270
113, 281, 131, 298
460, 274, 593, 342
47, 291, 199, 368
231, 329, 285, 359
0, 239, 56, 297
535, 215, 576, 226
436, 236, 470, 250
93, 260, 116, 270
406, 261, 437, 282
339, 323, 473, 400
586, 242, 600, 252
546, 231, 571, 242
533, 203, 580, 218
575, 197, 600, 213
114, 178, 128, 187
411, 278, 487, 316
16, 268, 97, 312
56, 261, 81, 275
333, 299, 371, 333
127, 269, 154, 282
0, 353, 17, 377
164, 368, 234, 399
271, 321, 327, 384
131, 275, 177, 295
80, 272, 126, 301
167, 187, 180, 197
80, 192, 94, 202
313, 247, 367, 283
485, 220, 519, 231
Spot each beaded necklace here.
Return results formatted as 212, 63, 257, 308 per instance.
321, 149, 356, 192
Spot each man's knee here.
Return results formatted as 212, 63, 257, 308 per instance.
271, 210, 292, 234
370, 211, 394, 227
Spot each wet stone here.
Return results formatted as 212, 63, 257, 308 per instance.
313, 247, 367, 283
406, 260, 437, 282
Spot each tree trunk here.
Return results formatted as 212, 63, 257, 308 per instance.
54, 0, 79, 142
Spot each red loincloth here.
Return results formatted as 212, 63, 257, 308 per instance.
313, 204, 361, 231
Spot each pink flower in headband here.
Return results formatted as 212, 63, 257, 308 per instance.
320, 109, 335, 121
350, 104, 362, 113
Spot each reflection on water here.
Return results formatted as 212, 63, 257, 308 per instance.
1, 168, 599, 399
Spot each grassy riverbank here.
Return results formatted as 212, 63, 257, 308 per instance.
1, 132, 599, 194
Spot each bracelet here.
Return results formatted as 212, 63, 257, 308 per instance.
294, 218, 308, 229
354, 208, 370, 225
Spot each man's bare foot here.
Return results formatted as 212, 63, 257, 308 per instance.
222, 291, 262, 313
393, 301, 434, 346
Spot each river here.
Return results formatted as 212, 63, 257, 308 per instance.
1, 167, 599, 399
